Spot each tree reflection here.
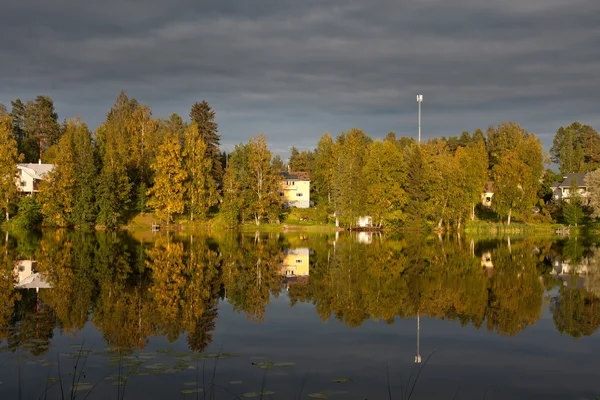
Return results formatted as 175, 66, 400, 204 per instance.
2, 229, 600, 354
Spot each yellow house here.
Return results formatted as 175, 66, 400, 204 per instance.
279, 248, 311, 277
277, 171, 310, 208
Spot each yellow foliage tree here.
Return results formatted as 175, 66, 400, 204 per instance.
147, 133, 187, 224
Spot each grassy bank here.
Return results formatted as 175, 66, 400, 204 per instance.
464, 220, 571, 236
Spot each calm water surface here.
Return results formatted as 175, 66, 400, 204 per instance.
1, 230, 599, 399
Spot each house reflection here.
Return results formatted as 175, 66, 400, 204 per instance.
550, 256, 600, 296
279, 248, 313, 290
481, 251, 494, 277
13, 260, 52, 291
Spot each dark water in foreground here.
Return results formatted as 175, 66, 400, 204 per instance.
1, 230, 599, 399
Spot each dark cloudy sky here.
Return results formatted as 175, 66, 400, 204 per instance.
1, 0, 599, 157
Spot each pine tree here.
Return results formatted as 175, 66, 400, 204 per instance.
190, 101, 222, 182
270, 155, 285, 172
184, 123, 219, 221
22, 96, 62, 163
147, 133, 187, 225
0, 116, 21, 221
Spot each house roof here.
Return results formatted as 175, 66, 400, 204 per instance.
277, 171, 310, 181
556, 173, 587, 188
17, 163, 55, 180
14, 273, 52, 290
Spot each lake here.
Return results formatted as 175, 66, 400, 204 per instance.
1, 230, 599, 399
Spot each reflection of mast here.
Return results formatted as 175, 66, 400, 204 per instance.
415, 311, 421, 364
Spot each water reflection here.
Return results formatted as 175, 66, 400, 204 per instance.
1, 231, 600, 357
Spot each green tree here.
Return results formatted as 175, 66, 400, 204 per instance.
270, 154, 285, 171
492, 151, 535, 224
585, 169, 600, 219
551, 122, 600, 174
363, 139, 406, 227
190, 101, 222, 182
332, 129, 371, 226
147, 133, 187, 225
0, 116, 21, 221
313, 133, 336, 205
247, 135, 280, 225
184, 123, 219, 221
21, 96, 62, 163
220, 144, 250, 227
562, 180, 584, 226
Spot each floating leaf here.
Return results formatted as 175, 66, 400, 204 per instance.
243, 391, 275, 398
71, 383, 92, 391
181, 388, 203, 394
252, 361, 275, 369
46, 378, 60, 383
156, 348, 173, 353
274, 362, 296, 367
308, 394, 328, 399
229, 381, 243, 385
183, 382, 199, 386
332, 378, 353, 383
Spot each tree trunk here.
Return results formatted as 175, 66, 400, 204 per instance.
457, 216, 461, 230
507, 208, 512, 225
471, 203, 475, 221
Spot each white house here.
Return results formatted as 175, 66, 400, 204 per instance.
552, 173, 589, 203
357, 216, 373, 228
16, 163, 54, 194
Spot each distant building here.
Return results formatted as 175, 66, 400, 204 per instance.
481, 182, 494, 208
551, 173, 589, 203
277, 170, 310, 208
16, 163, 54, 194
356, 216, 373, 228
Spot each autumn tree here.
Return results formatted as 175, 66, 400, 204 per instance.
147, 133, 187, 225
289, 147, 315, 173
0, 116, 21, 221
492, 151, 535, 224
183, 123, 219, 221
190, 101, 222, 182
247, 135, 280, 225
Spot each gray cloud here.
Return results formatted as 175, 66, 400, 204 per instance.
1, 0, 599, 156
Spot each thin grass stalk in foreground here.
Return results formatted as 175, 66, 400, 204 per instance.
386, 361, 392, 400
296, 368, 310, 400
406, 352, 435, 400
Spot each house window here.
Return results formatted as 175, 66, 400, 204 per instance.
20, 181, 26, 187
296, 259, 302, 263
18, 265, 25, 272
485, 197, 491, 202
279, 192, 284, 196
292, 181, 295, 185
297, 193, 303, 197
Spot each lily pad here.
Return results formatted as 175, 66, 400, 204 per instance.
229, 381, 243, 385
183, 382, 199, 386
252, 361, 275, 369
71, 383, 92, 392
308, 394, 328, 399
243, 391, 275, 398
156, 348, 173, 353
274, 362, 296, 367
332, 378, 353, 383
181, 388, 203, 394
